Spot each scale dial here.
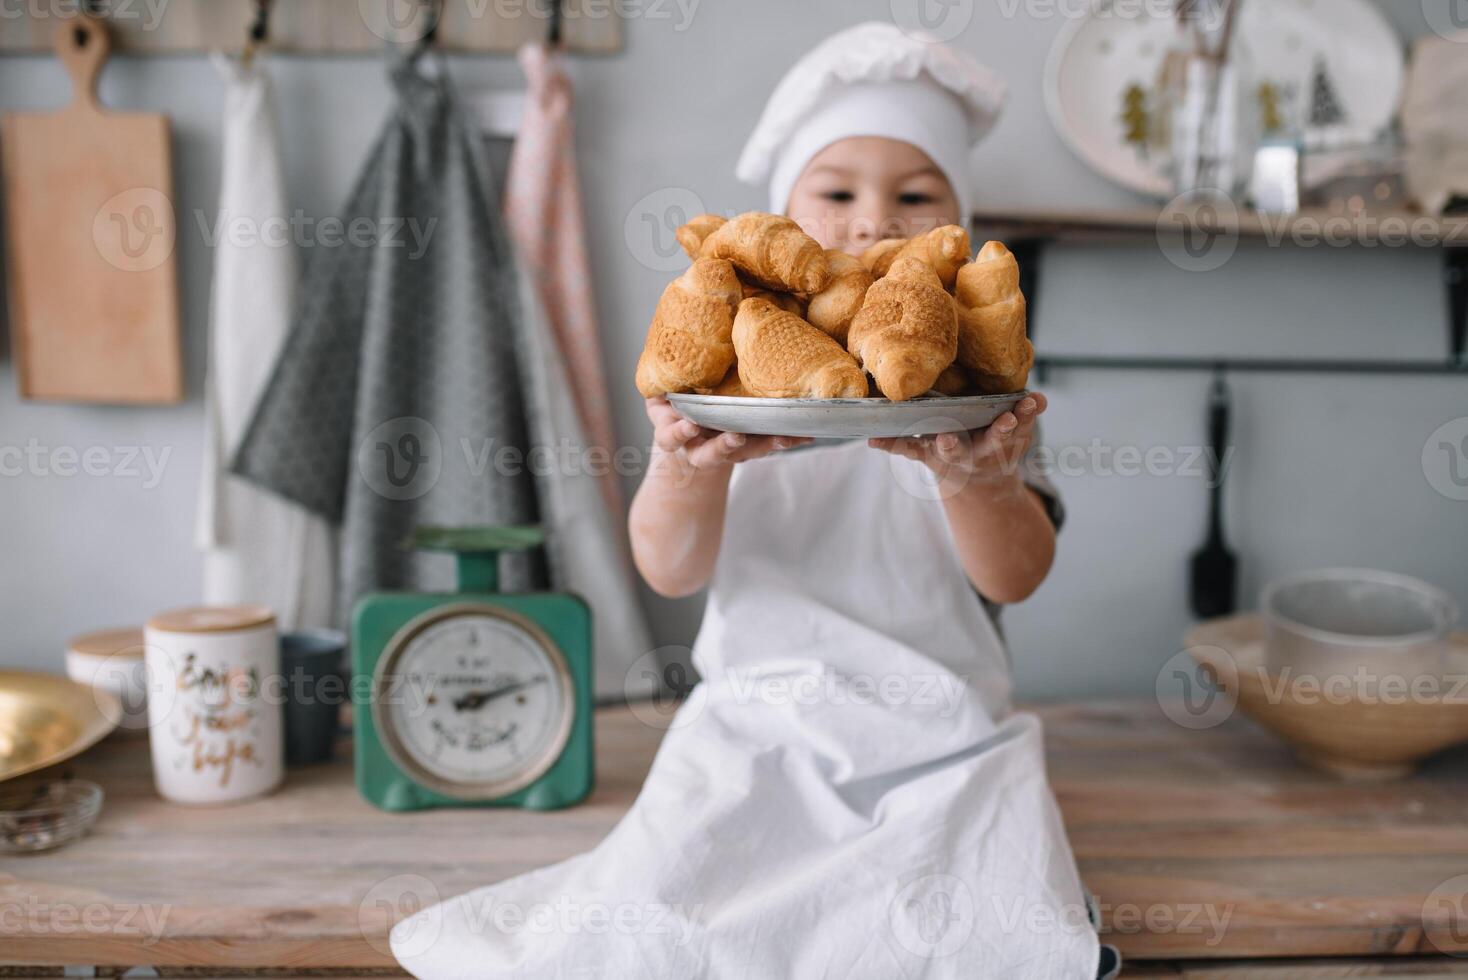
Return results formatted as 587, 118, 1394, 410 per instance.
371, 603, 573, 800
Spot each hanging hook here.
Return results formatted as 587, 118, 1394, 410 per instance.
249, 0, 271, 44
418, 0, 443, 50
242, 0, 270, 67
1208, 361, 1230, 408
74, 0, 104, 48
548, 0, 565, 48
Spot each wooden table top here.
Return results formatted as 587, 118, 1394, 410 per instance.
4, 700, 1468, 970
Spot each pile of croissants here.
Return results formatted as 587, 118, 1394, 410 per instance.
635, 211, 1032, 402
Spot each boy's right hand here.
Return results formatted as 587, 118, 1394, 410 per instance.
646, 397, 811, 470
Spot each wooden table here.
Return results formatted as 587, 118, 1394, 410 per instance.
5, 701, 1468, 977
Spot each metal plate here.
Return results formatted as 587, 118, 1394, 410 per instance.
667, 392, 1026, 439
0, 671, 122, 782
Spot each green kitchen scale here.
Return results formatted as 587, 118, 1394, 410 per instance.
352, 526, 593, 812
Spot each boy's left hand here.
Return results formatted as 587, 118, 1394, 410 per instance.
868, 392, 1046, 491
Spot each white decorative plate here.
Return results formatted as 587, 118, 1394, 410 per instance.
1044, 0, 1405, 199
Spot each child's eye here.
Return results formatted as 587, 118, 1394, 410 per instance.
822, 190, 855, 203
898, 192, 936, 206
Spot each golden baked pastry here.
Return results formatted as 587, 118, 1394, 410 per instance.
860, 226, 972, 289
894, 225, 971, 290
931, 363, 972, 396
708, 362, 754, 397
953, 240, 1033, 394
805, 249, 873, 344
676, 213, 727, 260
847, 256, 958, 401
743, 284, 807, 317
732, 297, 866, 399
701, 212, 831, 294
859, 238, 907, 277
635, 258, 742, 398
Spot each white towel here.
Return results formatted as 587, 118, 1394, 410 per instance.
195, 54, 334, 629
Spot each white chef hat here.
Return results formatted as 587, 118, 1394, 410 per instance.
736, 21, 1006, 219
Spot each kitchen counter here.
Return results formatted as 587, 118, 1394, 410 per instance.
4, 700, 1468, 976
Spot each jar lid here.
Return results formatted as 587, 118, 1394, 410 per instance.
67, 627, 146, 659
146, 605, 275, 635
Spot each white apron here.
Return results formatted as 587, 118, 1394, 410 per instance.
392, 440, 1101, 979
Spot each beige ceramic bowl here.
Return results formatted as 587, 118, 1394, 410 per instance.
1186, 614, 1468, 781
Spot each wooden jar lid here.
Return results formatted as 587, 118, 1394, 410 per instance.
67, 627, 146, 659
146, 605, 275, 635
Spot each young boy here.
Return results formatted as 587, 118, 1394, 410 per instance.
393, 21, 1112, 980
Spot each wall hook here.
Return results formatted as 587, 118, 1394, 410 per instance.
241, 0, 270, 67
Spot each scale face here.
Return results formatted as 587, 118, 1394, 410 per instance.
351, 526, 593, 813
374, 604, 574, 800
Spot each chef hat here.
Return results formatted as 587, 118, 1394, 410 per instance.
736, 21, 1006, 219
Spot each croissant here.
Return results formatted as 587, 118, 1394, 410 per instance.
743, 284, 807, 317
931, 364, 972, 396
847, 256, 958, 402
805, 250, 873, 344
894, 225, 971, 290
732, 297, 866, 399
676, 213, 727, 260
708, 362, 754, 397
954, 241, 1033, 394
859, 238, 907, 277
635, 258, 742, 398
701, 212, 830, 294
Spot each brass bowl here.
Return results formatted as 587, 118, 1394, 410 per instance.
1186, 615, 1468, 781
0, 670, 122, 782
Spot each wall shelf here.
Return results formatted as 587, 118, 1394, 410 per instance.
969, 207, 1468, 377
1035, 354, 1466, 377
971, 207, 1468, 248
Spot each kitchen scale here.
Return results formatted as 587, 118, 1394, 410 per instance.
352, 526, 593, 812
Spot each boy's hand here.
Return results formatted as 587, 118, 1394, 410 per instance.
867, 392, 1046, 492
646, 397, 811, 471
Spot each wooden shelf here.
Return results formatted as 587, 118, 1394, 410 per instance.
972, 207, 1468, 249
0, 0, 622, 55
977, 208, 1468, 370
1035, 354, 1467, 377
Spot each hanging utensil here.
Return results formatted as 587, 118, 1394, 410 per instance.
1189, 369, 1238, 618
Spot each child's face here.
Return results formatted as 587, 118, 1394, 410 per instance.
784, 137, 962, 256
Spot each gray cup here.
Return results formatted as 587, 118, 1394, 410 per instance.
280, 629, 348, 767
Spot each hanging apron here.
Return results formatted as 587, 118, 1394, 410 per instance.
507, 256, 656, 697
392, 439, 1102, 979
195, 54, 334, 629
475, 97, 656, 699
502, 42, 625, 523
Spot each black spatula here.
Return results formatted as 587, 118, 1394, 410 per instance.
1189, 373, 1237, 619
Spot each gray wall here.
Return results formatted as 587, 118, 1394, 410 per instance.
1, 0, 1462, 700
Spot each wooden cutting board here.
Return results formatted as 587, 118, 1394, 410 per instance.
1, 14, 181, 403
